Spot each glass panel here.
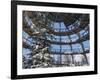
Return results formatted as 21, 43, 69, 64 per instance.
82, 40, 90, 51
70, 34, 79, 42
72, 43, 83, 53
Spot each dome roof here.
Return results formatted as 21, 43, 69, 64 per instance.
23, 11, 90, 68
